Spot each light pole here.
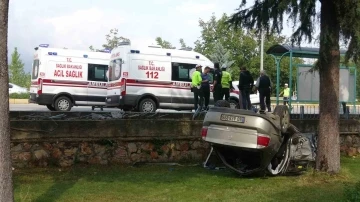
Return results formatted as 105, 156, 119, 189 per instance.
260, 30, 264, 71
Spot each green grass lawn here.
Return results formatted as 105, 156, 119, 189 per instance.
14, 157, 360, 202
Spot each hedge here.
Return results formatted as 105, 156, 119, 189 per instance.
9, 93, 30, 99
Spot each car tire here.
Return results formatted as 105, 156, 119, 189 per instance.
54, 96, 72, 111
273, 105, 290, 133
46, 105, 56, 111
266, 138, 291, 176
214, 100, 231, 108
229, 99, 239, 109
138, 98, 157, 113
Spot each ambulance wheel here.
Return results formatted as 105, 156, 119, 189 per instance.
54, 96, 72, 111
46, 105, 56, 111
139, 98, 157, 113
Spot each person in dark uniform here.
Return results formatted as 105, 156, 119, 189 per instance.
238, 66, 254, 110
212, 62, 222, 102
255, 70, 272, 112
201, 66, 211, 111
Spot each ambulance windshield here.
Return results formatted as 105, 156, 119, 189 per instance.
108, 59, 122, 81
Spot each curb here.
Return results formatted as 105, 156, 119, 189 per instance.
9, 99, 29, 104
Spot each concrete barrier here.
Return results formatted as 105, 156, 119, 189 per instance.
8, 116, 360, 168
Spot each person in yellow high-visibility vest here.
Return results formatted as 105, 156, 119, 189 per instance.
279, 83, 290, 105
191, 64, 204, 111
220, 65, 234, 101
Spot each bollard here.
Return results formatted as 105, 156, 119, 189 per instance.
300, 105, 304, 119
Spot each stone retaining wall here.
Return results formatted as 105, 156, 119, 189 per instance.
9, 119, 360, 168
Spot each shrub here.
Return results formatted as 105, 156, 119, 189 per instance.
344, 181, 360, 202
9, 93, 30, 99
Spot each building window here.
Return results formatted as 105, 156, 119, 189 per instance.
171, 62, 196, 82
88, 64, 108, 82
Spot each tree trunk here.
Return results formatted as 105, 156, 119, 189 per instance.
0, 0, 14, 201
316, 0, 341, 173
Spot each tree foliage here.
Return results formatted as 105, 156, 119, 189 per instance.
8, 47, 30, 89
155, 37, 175, 49
194, 13, 303, 91
179, 38, 193, 50
209, 42, 235, 73
89, 28, 130, 51
227, 0, 360, 65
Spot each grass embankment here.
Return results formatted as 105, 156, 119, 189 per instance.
14, 157, 360, 202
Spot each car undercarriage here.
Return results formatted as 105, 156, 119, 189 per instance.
201, 100, 317, 176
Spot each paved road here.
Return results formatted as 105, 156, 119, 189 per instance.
9, 104, 190, 113
9, 104, 359, 114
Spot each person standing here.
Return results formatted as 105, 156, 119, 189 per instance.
191, 64, 203, 111
220, 65, 233, 101
238, 66, 254, 110
255, 70, 272, 112
340, 83, 350, 114
201, 66, 211, 111
212, 62, 222, 102
279, 83, 290, 105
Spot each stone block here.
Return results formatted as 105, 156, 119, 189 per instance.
128, 143, 137, 154
34, 150, 49, 160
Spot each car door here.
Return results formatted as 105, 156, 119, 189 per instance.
170, 61, 197, 109
87, 63, 108, 106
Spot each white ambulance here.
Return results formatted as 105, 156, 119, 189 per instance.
29, 45, 111, 111
106, 42, 244, 112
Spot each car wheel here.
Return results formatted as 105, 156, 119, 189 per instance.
46, 105, 56, 111
214, 100, 231, 108
139, 98, 157, 113
266, 138, 291, 176
229, 99, 239, 109
273, 105, 290, 133
54, 96, 72, 111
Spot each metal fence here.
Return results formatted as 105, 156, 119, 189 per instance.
269, 104, 360, 119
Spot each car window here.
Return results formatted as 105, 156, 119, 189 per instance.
9, 84, 13, 88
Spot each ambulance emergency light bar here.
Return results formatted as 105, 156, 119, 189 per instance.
34, 43, 109, 58
96, 49, 111, 53
39, 44, 49, 48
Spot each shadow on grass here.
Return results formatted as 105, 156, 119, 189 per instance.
15, 163, 238, 202
31, 168, 80, 202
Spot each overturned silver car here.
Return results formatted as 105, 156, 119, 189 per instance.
201, 100, 317, 176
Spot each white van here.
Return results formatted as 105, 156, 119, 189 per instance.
29, 45, 110, 111
106, 42, 242, 112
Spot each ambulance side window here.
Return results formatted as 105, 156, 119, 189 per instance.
171, 62, 196, 82
88, 64, 108, 82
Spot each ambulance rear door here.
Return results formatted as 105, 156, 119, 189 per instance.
128, 52, 172, 107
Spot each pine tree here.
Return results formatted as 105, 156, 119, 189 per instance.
8, 47, 30, 89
